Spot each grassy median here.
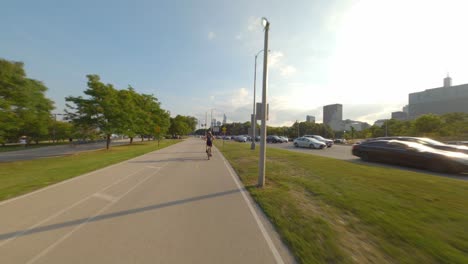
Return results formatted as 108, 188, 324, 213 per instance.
0, 140, 181, 201
215, 141, 468, 264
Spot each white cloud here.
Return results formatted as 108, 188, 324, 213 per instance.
208, 31, 215, 40
247, 17, 261, 32
280, 65, 297, 77
268, 51, 284, 68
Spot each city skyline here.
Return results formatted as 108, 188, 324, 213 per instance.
1, 0, 467, 126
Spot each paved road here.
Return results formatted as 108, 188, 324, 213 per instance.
266, 142, 468, 181
0, 140, 132, 162
0, 138, 294, 264
266, 142, 356, 160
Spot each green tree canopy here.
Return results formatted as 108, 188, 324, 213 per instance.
0, 58, 54, 144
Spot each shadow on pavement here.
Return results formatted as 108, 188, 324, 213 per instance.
129, 157, 208, 163
0, 188, 243, 241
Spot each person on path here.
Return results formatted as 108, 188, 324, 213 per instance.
206, 130, 214, 160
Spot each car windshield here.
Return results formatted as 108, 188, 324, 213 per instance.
314, 136, 325, 140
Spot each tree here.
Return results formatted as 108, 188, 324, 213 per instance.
0, 58, 54, 144
168, 115, 197, 136
412, 114, 442, 137
66, 75, 121, 149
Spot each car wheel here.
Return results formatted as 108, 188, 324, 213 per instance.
294, 143, 298, 147
309, 144, 314, 149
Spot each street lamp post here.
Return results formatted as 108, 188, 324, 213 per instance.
251, 49, 266, 150
258, 17, 270, 188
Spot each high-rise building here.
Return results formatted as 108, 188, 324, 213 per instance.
391, 111, 408, 120
306, 115, 315, 123
408, 76, 468, 119
223, 114, 227, 125
323, 104, 343, 131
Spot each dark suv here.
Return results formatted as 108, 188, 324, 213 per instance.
266, 135, 282, 143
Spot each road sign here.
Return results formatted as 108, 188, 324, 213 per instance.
222, 127, 227, 133
256, 103, 269, 121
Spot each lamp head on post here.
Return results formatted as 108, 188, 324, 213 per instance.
262, 17, 270, 29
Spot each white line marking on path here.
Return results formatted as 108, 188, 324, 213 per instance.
26, 166, 164, 264
0, 167, 147, 248
92, 193, 117, 202
218, 148, 285, 264
0, 155, 162, 207
146, 166, 162, 169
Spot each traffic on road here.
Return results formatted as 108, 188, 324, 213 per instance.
224, 134, 468, 179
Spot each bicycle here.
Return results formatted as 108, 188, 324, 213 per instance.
206, 146, 212, 160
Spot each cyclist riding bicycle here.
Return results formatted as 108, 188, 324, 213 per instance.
206, 130, 214, 160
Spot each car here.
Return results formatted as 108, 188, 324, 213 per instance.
366, 136, 468, 154
303, 135, 334, 147
266, 135, 282, 143
293, 137, 326, 149
334, 138, 347, 144
279, 136, 289, 143
352, 139, 468, 173
234, 135, 248, 142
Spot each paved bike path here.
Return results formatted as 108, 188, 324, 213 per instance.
0, 138, 294, 263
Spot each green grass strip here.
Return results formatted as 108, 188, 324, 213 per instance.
0, 140, 181, 201
215, 141, 468, 264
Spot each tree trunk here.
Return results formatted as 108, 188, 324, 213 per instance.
141, 136, 144, 142
106, 134, 111, 149
130, 137, 133, 144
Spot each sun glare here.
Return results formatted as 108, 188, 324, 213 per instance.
329, 0, 468, 105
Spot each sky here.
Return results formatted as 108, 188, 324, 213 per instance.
1, 0, 468, 127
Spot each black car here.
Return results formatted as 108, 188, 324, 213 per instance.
352, 140, 468, 173
266, 135, 282, 143
367, 137, 468, 154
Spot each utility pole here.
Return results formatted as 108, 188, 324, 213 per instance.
258, 17, 270, 188
297, 120, 299, 138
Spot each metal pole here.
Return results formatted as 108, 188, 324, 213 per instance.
258, 18, 270, 188
251, 52, 259, 150
385, 121, 388, 136
53, 114, 57, 143
210, 109, 213, 129
297, 120, 299, 138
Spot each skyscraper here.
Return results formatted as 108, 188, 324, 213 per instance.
408, 76, 468, 119
323, 104, 343, 131
306, 115, 315, 123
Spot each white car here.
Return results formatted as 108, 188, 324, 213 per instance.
293, 137, 326, 149
234, 135, 247, 142
303, 135, 334, 147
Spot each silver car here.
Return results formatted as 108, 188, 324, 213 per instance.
293, 137, 326, 149
303, 135, 334, 147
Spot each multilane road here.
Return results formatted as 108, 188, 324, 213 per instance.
0, 140, 130, 162
266, 142, 467, 180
